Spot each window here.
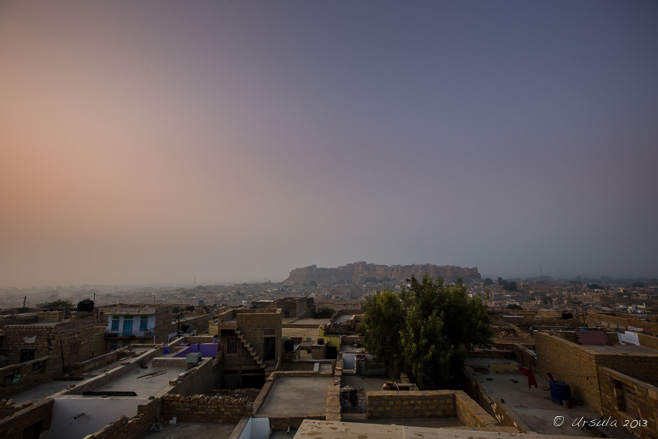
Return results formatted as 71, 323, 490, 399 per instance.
19, 349, 35, 363
140, 316, 148, 331
613, 380, 625, 411
111, 316, 120, 331
227, 338, 237, 354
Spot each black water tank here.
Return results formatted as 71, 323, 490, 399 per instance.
77, 299, 94, 312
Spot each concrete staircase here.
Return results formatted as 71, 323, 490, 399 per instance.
235, 328, 265, 368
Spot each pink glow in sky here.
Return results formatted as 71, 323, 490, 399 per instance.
1, 1, 657, 287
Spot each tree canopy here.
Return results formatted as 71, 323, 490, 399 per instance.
37, 299, 74, 310
359, 274, 492, 389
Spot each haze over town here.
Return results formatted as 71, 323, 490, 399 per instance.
1, 1, 657, 289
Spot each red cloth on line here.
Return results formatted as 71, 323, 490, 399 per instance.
519, 367, 538, 388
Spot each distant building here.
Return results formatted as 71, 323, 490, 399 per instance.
251, 297, 315, 319
216, 307, 282, 388
99, 304, 175, 350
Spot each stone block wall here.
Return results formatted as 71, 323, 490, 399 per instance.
454, 390, 498, 428
366, 391, 456, 419
0, 398, 53, 439
534, 332, 602, 411
1, 316, 95, 364
0, 356, 61, 398
638, 333, 658, 351
595, 353, 658, 384
588, 313, 658, 336
462, 372, 527, 432
37, 311, 63, 322
0, 399, 34, 419
83, 398, 160, 439
67, 346, 131, 376
161, 394, 252, 423
167, 358, 216, 396
535, 332, 658, 413
236, 310, 281, 363
598, 367, 658, 439
183, 314, 211, 335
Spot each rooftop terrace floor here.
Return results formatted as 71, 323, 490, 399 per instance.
92, 363, 185, 397
257, 376, 332, 417
465, 357, 604, 437
10, 358, 129, 403
145, 422, 236, 439
295, 420, 571, 439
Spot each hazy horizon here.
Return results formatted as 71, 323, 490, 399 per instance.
1, 1, 657, 289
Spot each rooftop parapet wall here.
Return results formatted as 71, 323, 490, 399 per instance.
534, 332, 603, 411
535, 331, 658, 414
161, 394, 252, 423
0, 356, 61, 398
0, 398, 53, 439
365, 390, 498, 428
598, 366, 658, 439
587, 313, 658, 336
82, 397, 159, 439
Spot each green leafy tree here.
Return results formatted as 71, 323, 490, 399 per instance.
483, 278, 493, 286
37, 299, 74, 310
359, 274, 492, 389
315, 306, 336, 319
358, 288, 405, 370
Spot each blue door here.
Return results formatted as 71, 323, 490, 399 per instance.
122, 318, 133, 337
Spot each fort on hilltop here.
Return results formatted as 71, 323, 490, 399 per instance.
284, 262, 480, 284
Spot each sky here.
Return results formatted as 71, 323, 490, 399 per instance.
1, 0, 657, 288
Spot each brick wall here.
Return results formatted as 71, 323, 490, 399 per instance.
462, 372, 527, 432
0, 399, 34, 419
366, 391, 456, 419
454, 390, 498, 428
535, 332, 658, 414
161, 394, 251, 423
183, 314, 211, 335
534, 332, 602, 411
236, 310, 281, 363
154, 307, 174, 344
0, 398, 53, 439
325, 385, 341, 421
1, 317, 95, 365
588, 313, 658, 336
167, 358, 217, 396
598, 367, 658, 439
0, 356, 61, 398
83, 398, 160, 439
67, 346, 132, 376
638, 333, 658, 351
37, 311, 63, 322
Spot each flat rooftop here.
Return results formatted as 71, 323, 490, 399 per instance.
91, 362, 185, 397
11, 354, 186, 403
295, 420, 571, 439
257, 376, 332, 417
10, 356, 132, 403
578, 343, 658, 355
145, 422, 236, 439
283, 318, 330, 325
465, 357, 603, 437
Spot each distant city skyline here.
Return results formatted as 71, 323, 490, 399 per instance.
1, 1, 657, 288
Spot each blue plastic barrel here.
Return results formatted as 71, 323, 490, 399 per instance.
550, 381, 571, 405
